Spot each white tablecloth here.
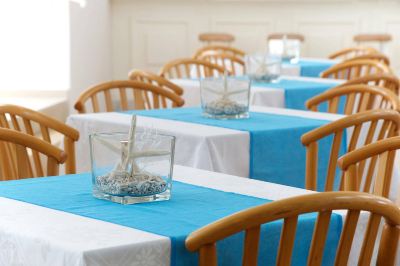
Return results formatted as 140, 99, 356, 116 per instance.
0, 165, 384, 266
66, 106, 400, 201
266, 57, 338, 77
172, 75, 344, 108
67, 106, 343, 177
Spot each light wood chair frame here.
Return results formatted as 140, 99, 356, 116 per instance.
354, 34, 392, 43
0, 128, 67, 180
197, 52, 245, 76
186, 191, 400, 266
159, 58, 228, 79
340, 73, 399, 96
193, 45, 245, 59
128, 69, 184, 96
301, 109, 400, 192
0, 104, 79, 174
306, 84, 400, 115
267, 32, 305, 42
74, 80, 185, 114
338, 136, 400, 198
320, 60, 391, 80
198, 33, 235, 44
343, 53, 390, 66
328, 46, 378, 60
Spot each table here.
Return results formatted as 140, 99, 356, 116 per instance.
251, 57, 337, 77
173, 76, 343, 109
67, 106, 400, 200
67, 106, 343, 190
287, 58, 337, 77
0, 165, 374, 266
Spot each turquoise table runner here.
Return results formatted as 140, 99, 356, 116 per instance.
127, 108, 343, 191
0, 173, 342, 265
253, 78, 339, 110
284, 59, 335, 77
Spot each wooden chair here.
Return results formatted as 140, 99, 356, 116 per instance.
0, 105, 79, 174
338, 136, 400, 199
344, 53, 390, 66
301, 109, 400, 192
128, 69, 184, 96
328, 46, 378, 60
193, 45, 245, 59
320, 60, 391, 80
354, 34, 392, 43
186, 191, 400, 266
354, 34, 392, 52
198, 33, 235, 44
197, 52, 245, 76
74, 80, 185, 114
340, 73, 399, 96
306, 85, 399, 115
159, 58, 227, 79
267, 33, 305, 42
0, 128, 67, 180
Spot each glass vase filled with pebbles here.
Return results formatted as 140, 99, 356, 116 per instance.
90, 115, 175, 204
245, 53, 282, 83
200, 73, 251, 119
268, 35, 301, 63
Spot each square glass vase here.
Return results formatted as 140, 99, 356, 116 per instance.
200, 77, 251, 119
268, 38, 301, 63
245, 53, 282, 83
90, 131, 175, 204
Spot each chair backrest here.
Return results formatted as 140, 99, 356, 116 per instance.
197, 52, 245, 76
338, 136, 400, 198
354, 34, 392, 43
159, 58, 227, 79
198, 33, 235, 44
320, 60, 391, 80
74, 80, 185, 114
267, 32, 305, 42
193, 45, 245, 59
128, 69, 184, 96
344, 53, 390, 66
328, 46, 378, 60
0, 104, 79, 174
0, 128, 67, 180
186, 191, 400, 266
306, 85, 400, 115
340, 73, 399, 96
301, 109, 400, 192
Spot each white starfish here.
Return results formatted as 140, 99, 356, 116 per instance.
96, 138, 170, 159
253, 55, 278, 76
96, 115, 171, 176
202, 72, 248, 100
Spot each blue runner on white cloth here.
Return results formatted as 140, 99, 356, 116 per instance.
253, 78, 339, 110
0, 173, 342, 266
286, 59, 335, 77
126, 108, 344, 191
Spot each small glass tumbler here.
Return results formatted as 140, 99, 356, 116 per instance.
268, 38, 301, 63
245, 53, 282, 82
90, 130, 175, 204
200, 77, 251, 119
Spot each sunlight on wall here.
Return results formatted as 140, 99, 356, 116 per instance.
0, 0, 70, 91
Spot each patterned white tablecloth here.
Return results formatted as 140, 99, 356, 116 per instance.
0, 165, 383, 266
172, 75, 344, 108
66, 106, 399, 201
67, 106, 343, 176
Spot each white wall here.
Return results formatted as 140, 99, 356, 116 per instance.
69, 0, 112, 113
0, 0, 70, 92
110, 0, 400, 79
